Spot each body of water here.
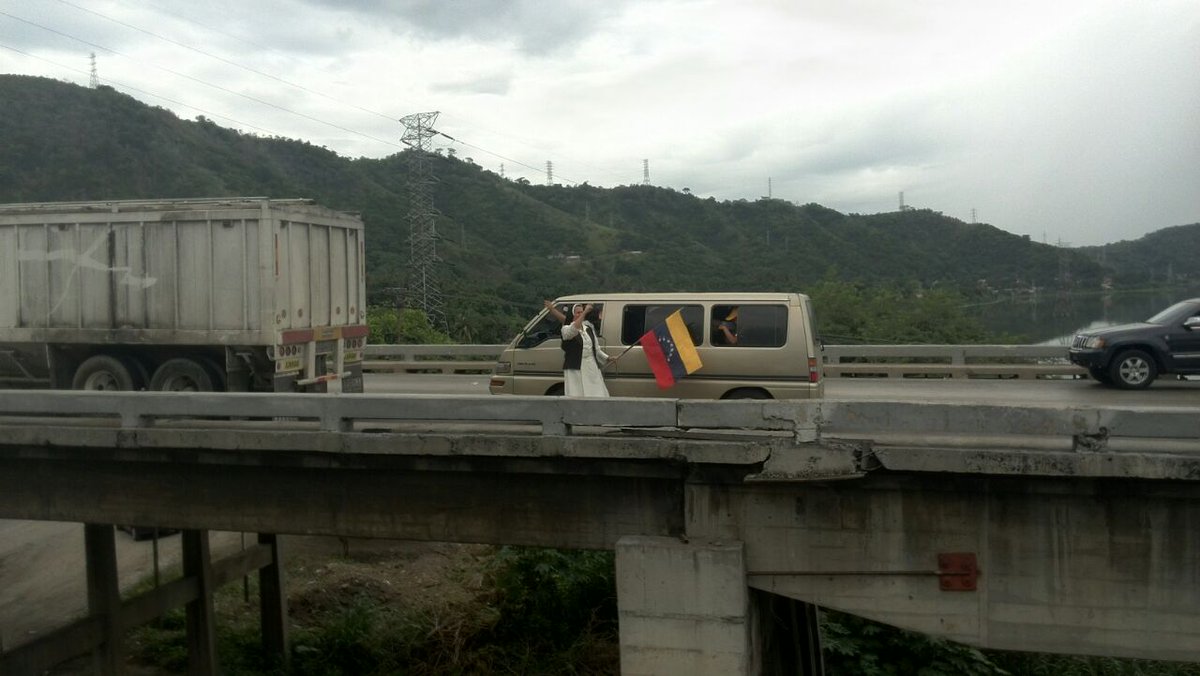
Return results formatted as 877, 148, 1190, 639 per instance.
964, 288, 1200, 345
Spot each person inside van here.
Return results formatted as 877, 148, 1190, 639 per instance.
562, 303, 613, 397
713, 306, 739, 345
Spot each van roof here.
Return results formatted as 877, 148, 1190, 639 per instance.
554, 292, 808, 303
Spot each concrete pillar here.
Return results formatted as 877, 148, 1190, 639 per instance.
182, 529, 217, 675
84, 524, 122, 676
257, 533, 289, 668
616, 535, 756, 675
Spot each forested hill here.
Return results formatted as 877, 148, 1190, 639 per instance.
1078, 224, 1200, 288
1, 75, 1185, 339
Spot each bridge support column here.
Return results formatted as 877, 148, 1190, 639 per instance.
616, 536, 758, 675
258, 533, 289, 669
752, 589, 825, 676
84, 523, 122, 675
182, 529, 217, 675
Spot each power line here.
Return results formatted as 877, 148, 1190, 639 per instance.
4, 5, 589, 186
0, 10, 403, 150
125, 0, 603, 181
63, 0, 592, 185
57, 0, 399, 125
0, 43, 283, 136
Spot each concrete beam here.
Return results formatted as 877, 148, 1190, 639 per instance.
0, 456, 685, 548
686, 475, 1200, 662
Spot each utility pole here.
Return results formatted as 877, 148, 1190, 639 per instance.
399, 111, 447, 332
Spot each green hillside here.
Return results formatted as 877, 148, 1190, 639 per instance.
3, 74, 1186, 342
1079, 224, 1200, 287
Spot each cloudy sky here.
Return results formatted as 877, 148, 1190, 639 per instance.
2, 0, 1197, 246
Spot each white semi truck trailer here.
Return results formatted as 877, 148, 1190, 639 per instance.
0, 197, 367, 392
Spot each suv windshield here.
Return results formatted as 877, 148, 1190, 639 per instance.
1146, 301, 1192, 325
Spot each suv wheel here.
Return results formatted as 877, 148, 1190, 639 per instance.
1109, 349, 1157, 389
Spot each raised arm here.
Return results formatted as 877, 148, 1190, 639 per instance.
543, 299, 567, 324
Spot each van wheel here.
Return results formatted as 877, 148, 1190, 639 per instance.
72, 355, 137, 391
545, 383, 565, 396
150, 358, 216, 392
1109, 350, 1157, 389
723, 388, 771, 400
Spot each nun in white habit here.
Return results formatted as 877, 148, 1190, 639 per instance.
561, 303, 613, 397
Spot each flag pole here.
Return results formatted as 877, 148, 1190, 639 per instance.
613, 343, 639, 361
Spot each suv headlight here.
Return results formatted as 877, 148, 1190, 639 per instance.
1084, 336, 1106, 349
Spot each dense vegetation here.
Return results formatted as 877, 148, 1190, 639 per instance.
1078, 224, 1200, 288
4, 75, 1193, 344
125, 545, 1200, 676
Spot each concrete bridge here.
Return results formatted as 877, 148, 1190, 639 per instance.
0, 391, 1198, 674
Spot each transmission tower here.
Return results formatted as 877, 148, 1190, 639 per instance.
546, 160, 553, 185
642, 159, 649, 185
89, 53, 98, 88
399, 111, 447, 331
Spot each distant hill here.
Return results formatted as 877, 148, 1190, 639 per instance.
2, 74, 1181, 341
1078, 224, 1200, 288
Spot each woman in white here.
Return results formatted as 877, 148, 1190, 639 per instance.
562, 303, 613, 397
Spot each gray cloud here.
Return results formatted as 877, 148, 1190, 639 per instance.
430, 71, 512, 96
295, 0, 625, 55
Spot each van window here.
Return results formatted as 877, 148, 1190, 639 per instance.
517, 308, 566, 349
621, 304, 704, 345
711, 305, 787, 347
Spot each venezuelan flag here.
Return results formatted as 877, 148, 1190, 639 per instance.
639, 310, 703, 389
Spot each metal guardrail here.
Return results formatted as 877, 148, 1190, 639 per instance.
362, 343, 1082, 379
363, 344, 507, 374
821, 344, 1082, 379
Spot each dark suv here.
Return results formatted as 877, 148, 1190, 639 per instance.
1068, 298, 1200, 389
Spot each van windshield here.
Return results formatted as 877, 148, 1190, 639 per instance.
517, 308, 565, 349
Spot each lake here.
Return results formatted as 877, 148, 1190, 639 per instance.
963, 288, 1200, 345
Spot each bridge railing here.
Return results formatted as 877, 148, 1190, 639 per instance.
2, 391, 1197, 479
362, 343, 1081, 379
363, 344, 507, 374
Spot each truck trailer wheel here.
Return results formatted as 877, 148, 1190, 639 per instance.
150, 358, 216, 392
72, 355, 138, 391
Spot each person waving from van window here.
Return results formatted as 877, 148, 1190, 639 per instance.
562, 303, 613, 397
713, 306, 739, 345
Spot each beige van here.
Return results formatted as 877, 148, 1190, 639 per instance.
488, 292, 823, 399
